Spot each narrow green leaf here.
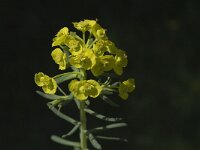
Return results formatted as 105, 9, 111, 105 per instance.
55, 73, 78, 84
62, 123, 80, 138
100, 95, 119, 107
89, 123, 127, 133
95, 135, 128, 142
36, 91, 69, 100
111, 82, 120, 86
51, 135, 80, 148
47, 104, 78, 125
84, 108, 122, 122
88, 133, 102, 150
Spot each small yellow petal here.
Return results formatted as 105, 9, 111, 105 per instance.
68, 79, 79, 92
35, 72, 57, 94
56, 27, 69, 37
42, 78, 57, 94
87, 80, 102, 98
51, 48, 63, 63
113, 66, 123, 76
118, 78, 135, 100
68, 79, 102, 100
92, 23, 107, 39
34, 72, 49, 87
119, 91, 129, 100
91, 57, 104, 76
51, 48, 67, 70
73, 19, 96, 32
52, 27, 69, 47
123, 78, 135, 92
69, 48, 95, 70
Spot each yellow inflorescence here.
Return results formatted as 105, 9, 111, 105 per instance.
34, 19, 135, 100
119, 78, 135, 100
51, 48, 67, 70
34, 72, 57, 94
51, 19, 128, 76
69, 79, 102, 100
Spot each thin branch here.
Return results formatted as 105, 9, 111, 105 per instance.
47, 104, 79, 125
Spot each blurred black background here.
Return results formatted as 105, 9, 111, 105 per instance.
1, 0, 200, 150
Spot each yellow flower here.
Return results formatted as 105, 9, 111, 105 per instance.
119, 78, 135, 100
92, 39, 120, 56
34, 72, 49, 87
85, 19, 97, 27
91, 55, 115, 76
52, 27, 69, 47
106, 40, 118, 54
42, 78, 57, 94
92, 23, 107, 39
86, 80, 102, 98
92, 39, 107, 56
34, 72, 57, 94
67, 39, 82, 55
51, 48, 67, 70
69, 48, 96, 70
69, 79, 102, 100
113, 49, 128, 75
73, 19, 96, 32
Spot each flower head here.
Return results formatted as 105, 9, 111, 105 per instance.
69, 48, 96, 70
34, 72, 57, 94
52, 27, 69, 47
92, 23, 107, 39
92, 39, 108, 56
73, 19, 96, 32
119, 78, 135, 100
67, 38, 82, 55
91, 55, 115, 76
106, 40, 118, 54
113, 49, 128, 75
69, 79, 102, 100
51, 48, 67, 70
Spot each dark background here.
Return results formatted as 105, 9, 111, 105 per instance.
1, 0, 200, 150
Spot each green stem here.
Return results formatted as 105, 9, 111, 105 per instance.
57, 85, 67, 96
78, 68, 88, 150
86, 32, 92, 47
53, 72, 80, 79
80, 101, 87, 150
88, 39, 97, 48
83, 32, 86, 46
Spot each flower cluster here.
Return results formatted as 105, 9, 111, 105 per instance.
119, 79, 135, 100
51, 19, 128, 76
35, 72, 57, 94
69, 79, 102, 100
34, 19, 135, 101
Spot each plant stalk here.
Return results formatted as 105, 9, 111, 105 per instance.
80, 101, 87, 150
